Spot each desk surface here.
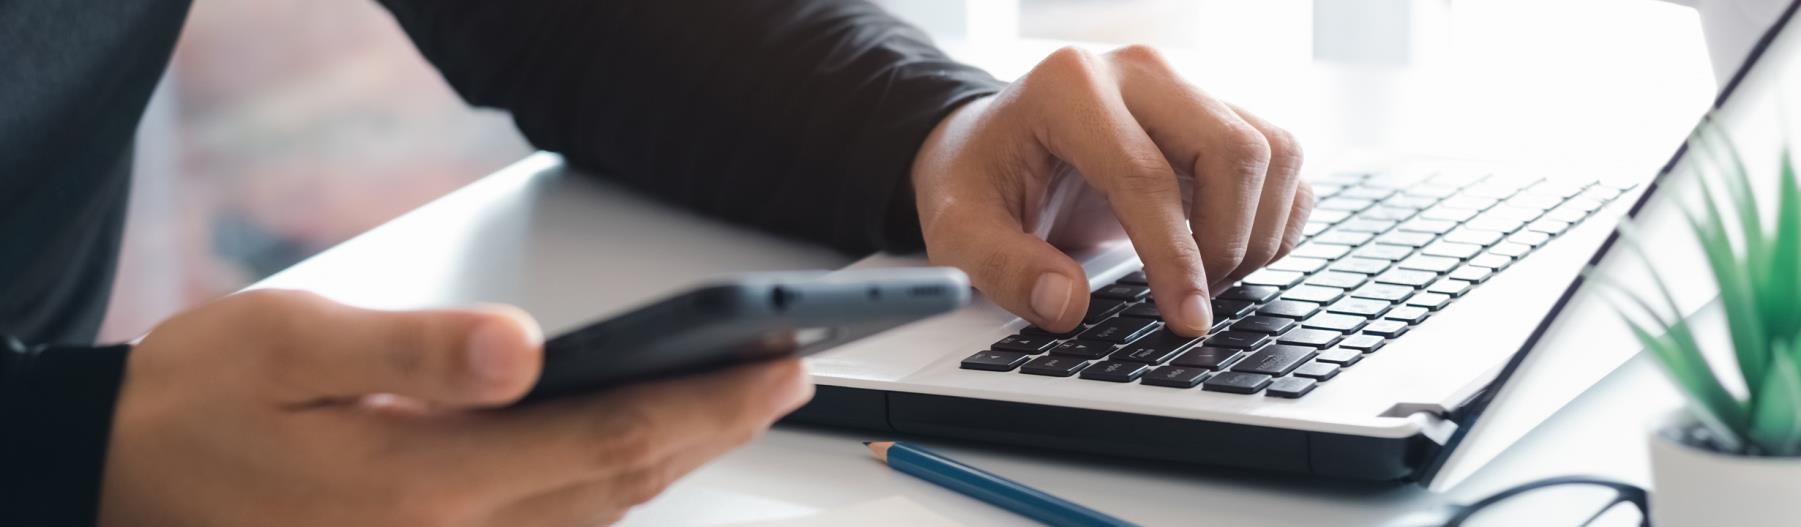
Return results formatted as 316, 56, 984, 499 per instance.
252, 3, 1716, 524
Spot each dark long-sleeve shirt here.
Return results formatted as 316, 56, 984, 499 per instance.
0, 1, 1002, 523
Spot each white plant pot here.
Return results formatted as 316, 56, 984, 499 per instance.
1648, 409, 1801, 527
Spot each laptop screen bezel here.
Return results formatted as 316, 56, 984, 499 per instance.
1414, 0, 1801, 486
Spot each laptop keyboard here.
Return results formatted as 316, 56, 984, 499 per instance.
959, 170, 1633, 398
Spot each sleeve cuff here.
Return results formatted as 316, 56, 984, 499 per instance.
2, 339, 132, 526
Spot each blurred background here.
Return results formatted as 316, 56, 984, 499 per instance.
102, 0, 1712, 340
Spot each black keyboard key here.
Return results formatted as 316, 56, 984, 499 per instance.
1258, 300, 1322, 320
1242, 270, 1305, 288
1276, 329, 1345, 348
1171, 346, 1245, 370
1231, 316, 1296, 335
1340, 334, 1387, 352
1117, 271, 1149, 285
1266, 377, 1317, 398
1048, 340, 1113, 359
1112, 329, 1198, 363
1375, 269, 1438, 288
961, 351, 1030, 371
1427, 279, 1475, 297
1315, 348, 1364, 366
1383, 306, 1431, 324
1203, 371, 1274, 394
990, 335, 1056, 353
1022, 325, 1081, 339
1119, 302, 1162, 319
1281, 285, 1345, 304
1398, 255, 1461, 274
1079, 360, 1150, 382
1353, 244, 1413, 261
1085, 299, 1129, 323
1326, 298, 1392, 318
1363, 320, 1410, 338
1302, 313, 1368, 333
1142, 366, 1210, 388
1406, 292, 1453, 310
1203, 331, 1270, 349
1078, 317, 1158, 343
1330, 257, 1392, 275
1231, 344, 1318, 375
1220, 285, 1281, 303
1448, 266, 1494, 283
1306, 271, 1369, 289
1094, 284, 1150, 301
1294, 362, 1341, 381
1020, 356, 1088, 377
1212, 299, 1257, 319
1350, 284, 1414, 302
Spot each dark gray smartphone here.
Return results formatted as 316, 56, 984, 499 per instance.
522, 268, 970, 402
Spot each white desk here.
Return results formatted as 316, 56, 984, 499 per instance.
251, 3, 1717, 524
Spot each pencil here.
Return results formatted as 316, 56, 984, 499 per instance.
864, 441, 1134, 527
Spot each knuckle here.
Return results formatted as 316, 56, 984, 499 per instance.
1262, 126, 1304, 169
1108, 44, 1170, 70
1042, 46, 1099, 75
592, 406, 661, 470
1209, 241, 1250, 272
1219, 125, 1274, 169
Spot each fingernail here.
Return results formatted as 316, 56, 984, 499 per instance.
1031, 273, 1074, 322
1182, 293, 1213, 334
466, 320, 526, 389
768, 363, 815, 413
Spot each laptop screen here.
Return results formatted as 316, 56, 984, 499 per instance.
1422, 0, 1801, 489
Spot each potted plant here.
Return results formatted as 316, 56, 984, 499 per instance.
1594, 123, 1801, 527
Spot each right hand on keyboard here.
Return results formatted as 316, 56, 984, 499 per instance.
909, 45, 1313, 337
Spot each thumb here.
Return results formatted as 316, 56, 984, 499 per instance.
926, 208, 1089, 332
244, 291, 543, 407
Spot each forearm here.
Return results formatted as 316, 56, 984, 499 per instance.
1, 336, 131, 525
377, 0, 1004, 253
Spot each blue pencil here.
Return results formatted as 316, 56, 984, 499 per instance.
865, 441, 1134, 527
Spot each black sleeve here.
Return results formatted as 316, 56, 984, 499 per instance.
375, 0, 1005, 254
0, 337, 131, 526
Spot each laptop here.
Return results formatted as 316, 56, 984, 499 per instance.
787, 0, 1801, 485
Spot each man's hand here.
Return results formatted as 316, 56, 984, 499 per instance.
99, 289, 812, 527
912, 45, 1311, 336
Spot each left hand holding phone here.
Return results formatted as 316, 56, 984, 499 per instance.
100, 289, 812, 527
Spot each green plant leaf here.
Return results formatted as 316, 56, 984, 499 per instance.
1769, 148, 1801, 343
1588, 268, 1749, 447
1749, 344, 1801, 455
1697, 123, 1768, 296
1684, 174, 1770, 396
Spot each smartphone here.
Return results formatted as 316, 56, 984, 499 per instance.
522, 267, 970, 402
